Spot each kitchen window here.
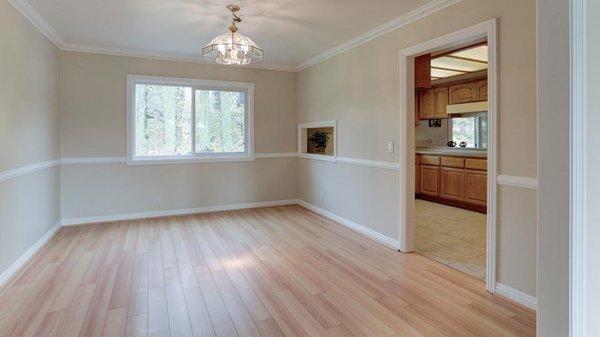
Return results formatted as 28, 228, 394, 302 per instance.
448, 113, 488, 148
127, 75, 254, 164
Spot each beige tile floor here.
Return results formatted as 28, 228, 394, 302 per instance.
415, 199, 487, 280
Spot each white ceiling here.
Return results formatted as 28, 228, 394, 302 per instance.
16, 0, 457, 70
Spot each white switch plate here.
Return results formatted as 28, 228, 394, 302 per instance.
387, 141, 395, 153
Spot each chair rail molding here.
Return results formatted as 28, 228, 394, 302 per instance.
0, 159, 60, 183
497, 175, 538, 190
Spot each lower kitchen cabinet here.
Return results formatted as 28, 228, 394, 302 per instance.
420, 165, 440, 197
441, 167, 466, 201
416, 155, 487, 211
415, 164, 421, 194
465, 169, 487, 206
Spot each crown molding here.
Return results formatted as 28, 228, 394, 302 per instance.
10, 0, 462, 73
8, 0, 66, 47
61, 43, 297, 72
293, 0, 463, 71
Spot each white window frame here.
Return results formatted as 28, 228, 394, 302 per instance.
127, 74, 254, 165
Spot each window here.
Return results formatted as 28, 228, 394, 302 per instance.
448, 113, 488, 148
128, 75, 253, 164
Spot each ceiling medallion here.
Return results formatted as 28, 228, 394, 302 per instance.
202, 5, 263, 65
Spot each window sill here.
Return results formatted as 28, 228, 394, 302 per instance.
127, 155, 255, 165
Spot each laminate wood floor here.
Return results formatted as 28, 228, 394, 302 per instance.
0, 206, 535, 337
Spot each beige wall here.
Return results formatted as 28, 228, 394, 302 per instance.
59, 51, 298, 219
297, 0, 537, 297
0, 1, 60, 274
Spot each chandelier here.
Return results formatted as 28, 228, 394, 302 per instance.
202, 5, 263, 65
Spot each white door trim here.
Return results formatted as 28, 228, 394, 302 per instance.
570, 0, 587, 335
398, 18, 498, 293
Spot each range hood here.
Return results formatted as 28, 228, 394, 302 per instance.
446, 101, 488, 115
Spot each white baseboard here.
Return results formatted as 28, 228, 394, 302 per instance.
60, 199, 299, 226
0, 222, 61, 288
296, 200, 400, 250
495, 283, 538, 311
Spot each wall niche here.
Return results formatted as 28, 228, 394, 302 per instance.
298, 121, 336, 160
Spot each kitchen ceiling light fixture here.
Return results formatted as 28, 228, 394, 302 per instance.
202, 5, 263, 65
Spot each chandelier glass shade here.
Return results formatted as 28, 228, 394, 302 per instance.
202, 5, 263, 65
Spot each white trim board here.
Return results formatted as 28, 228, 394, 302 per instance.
296, 200, 400, 250
495, 283, 538, 311
61, 43, 295, 72
497, 175, 538, 190
0, 222, 61, 289
294, 0, 463, 71
254, 153, 297, 159
569, 0, 587, 335
7, 0, 65, 47
398, 19, 498, 294
61, 199, 298, 226
9, 0, 463, 73
0, 159, 60, 183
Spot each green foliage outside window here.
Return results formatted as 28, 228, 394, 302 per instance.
134, 84, 246, 157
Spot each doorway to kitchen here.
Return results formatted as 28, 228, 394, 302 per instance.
398, 19, 498, 293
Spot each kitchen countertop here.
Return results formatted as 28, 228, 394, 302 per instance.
416, 147, 487, 158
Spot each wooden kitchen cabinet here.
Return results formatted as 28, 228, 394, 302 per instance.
449, 82, 479, 104
415, 154, 487, 212
417, 89, 434, 119
417, 79, 488, 121
420, 165, 440, 197
465, 169, 487, 206
417, 88, 448, 120
432, 87, 449, 117
441, 167, 466, 201
415, 164, 421, 193
477, 80, 488, 101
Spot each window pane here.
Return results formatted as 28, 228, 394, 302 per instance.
135, 84, 192, 156
195, 90, 246, 153
479, 116, 488, 148
451, 117, 476, 147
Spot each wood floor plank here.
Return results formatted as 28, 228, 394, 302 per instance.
0, 206, 535, 337
56, 284, 98, 337
195, 265, 239, 337
125, 314, 147, 337
184, 287, 216, 337
147, 287, 170, 337
103, 307, 128, 337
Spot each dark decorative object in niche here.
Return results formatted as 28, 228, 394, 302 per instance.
447, 141, 457, 147
307, 129, 331, 154
428, 119, 442, 127
459, 141, 468, 148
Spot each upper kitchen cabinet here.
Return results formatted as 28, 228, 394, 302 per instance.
433, 87, 449, 116
449, 81, 480, 104
417, 87, 448, 120
415, 43, 489, 121
477, 80, 487, 101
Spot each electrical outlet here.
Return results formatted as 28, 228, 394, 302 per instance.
319, 192, 324, 202
153, 195, 160, 206
387, 141, 395, 153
